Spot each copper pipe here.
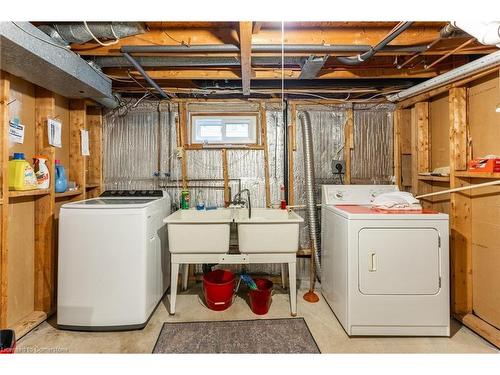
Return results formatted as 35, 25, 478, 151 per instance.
397, 37, 443, 69
425, 38, 476, 70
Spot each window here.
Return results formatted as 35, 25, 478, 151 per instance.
190, 113, 258, 145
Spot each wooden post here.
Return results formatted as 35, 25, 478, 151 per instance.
179, 103, 188, 190
222, 149, 230, 206
86, 106, 103, 197
343, 108, 354, 184
393, 109, 403, 189
34, 87, 56, 313
260, 102, 270, 207
449, 87, 472, 316
288, 104, 296, 205
0, 72, 10, 328
69, 100, 87, 200
411, 102, 431, 197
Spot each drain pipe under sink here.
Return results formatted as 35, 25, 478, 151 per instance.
299, 112, 321, 303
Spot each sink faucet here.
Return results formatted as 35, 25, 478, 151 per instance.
232, 188, 251, 219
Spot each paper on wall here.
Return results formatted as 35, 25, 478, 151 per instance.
81, 129, 90, 156
8, 118, 25, 144
47, 118, 62, 148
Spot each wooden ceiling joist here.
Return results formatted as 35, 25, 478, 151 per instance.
239, 22, 253, 95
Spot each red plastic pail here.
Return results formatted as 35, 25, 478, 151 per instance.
249, 278, 273, 315
203, 269, 235, 311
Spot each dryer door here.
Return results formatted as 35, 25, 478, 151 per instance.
358, 228, 441, 295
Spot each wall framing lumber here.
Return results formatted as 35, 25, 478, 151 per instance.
393, 109, 403, 189
34, 87, 56, 314
449, 88, 468, 171
0, 71, 10, 328
222, 149, 230, 206
69, 100, 87, 201
343, 108, 354, 185
259, 102, 270, 207
288, 103, 296, 206
178, 102, 188, 190
239, 22, 253, 96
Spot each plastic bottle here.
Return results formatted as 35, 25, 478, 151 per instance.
33, 155, 50, 189
55, 160, 68, 193
8, 153, 37, 191
196, 190, 205, 210
180, 190, 190, 209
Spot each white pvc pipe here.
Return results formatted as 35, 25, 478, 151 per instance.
452, 21, 500, 47
416, 179, 500, 199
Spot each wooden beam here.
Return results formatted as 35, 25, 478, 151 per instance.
86, 106, 103, 197
0, 71, 10, 328
105, 66, 440, 81
34, 87, 56, 314
343, 108, 354, 184
239, 22, 253, 96
449, 86, 472, 316
260, 102, 270, 207
393, 109, 403, 189
69, 100, 87, 201
72, 25, 491, 56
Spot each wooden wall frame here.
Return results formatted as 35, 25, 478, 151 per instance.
0, 72, 104, 338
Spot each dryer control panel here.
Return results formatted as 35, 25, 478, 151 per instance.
322, 185, 398, 205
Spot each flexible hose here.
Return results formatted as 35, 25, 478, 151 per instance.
336, 21, 414, 65
299, 112, 321, 280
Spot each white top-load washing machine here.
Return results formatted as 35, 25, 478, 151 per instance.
57, 190, 171, 330
321, 185, 450, 336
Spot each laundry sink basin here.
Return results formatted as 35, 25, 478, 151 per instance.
235, 208, 303, 253
164, 209, 233, 253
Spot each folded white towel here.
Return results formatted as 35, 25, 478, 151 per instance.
371, 191, 422, 210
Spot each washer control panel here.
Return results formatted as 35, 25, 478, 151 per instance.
322, 185, 398, 205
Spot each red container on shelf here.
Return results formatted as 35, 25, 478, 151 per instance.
468, 158, 500, 173
249, 278, 274, 315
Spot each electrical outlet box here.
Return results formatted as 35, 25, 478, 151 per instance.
332, 159, 346, 175
176, 147, 183, 158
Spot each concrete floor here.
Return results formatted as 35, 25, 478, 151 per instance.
17, 284, 498, 354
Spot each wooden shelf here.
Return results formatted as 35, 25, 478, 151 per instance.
55, 188, 83, 199
418, 174, 450, 182
85, 183, 100, 189
454, 171, 500, 179
8, 189, 51, 198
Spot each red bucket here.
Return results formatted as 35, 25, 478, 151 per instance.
0, 329, 16, 354
249, 278, 273, 315
203, 269, 236, 311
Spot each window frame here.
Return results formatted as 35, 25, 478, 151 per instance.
188, 112, 260, 147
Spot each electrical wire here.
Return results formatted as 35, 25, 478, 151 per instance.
83, 21, 120, 47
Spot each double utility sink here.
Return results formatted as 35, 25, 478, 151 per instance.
164, 208, 304, 254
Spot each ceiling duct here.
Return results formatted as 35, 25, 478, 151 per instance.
39, 22, 146, 46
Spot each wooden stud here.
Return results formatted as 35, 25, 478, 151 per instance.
343, 108, 354, 185
416, 102, 430, 174
222, 149, 230, 206
449, 86, 473, 316
69, 100, 87, 200
449, 88, 468, 171
260, 102, 271, 207
239, 22, 253, 96
252, 22, 263, 34
288, 104, 296, 206
34, 87, 56, 314
0, 71, 10, 328
393, 109, 403, 189
86, 106, 103, 197
178, 102, 188, 190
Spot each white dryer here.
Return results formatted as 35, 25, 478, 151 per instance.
321, 185, 450, 336
57, 190, 171, 330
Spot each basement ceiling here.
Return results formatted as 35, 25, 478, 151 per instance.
35, 21, 498, 100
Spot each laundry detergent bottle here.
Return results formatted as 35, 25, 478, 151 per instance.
8, 153, 37, 191
33, 155, 50, 189
55, 159, 68, 193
